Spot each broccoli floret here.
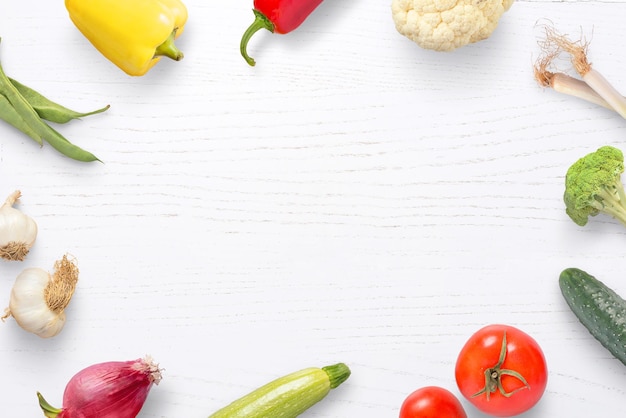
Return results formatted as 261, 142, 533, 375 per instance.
564, 145, 626, 227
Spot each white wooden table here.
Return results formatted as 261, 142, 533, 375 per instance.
1, 1, 625, 416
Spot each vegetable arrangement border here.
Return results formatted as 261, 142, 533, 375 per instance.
1, 0, 626, 417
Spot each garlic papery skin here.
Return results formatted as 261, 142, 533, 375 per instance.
2, 255, 79, 338
0, 190, 38, 261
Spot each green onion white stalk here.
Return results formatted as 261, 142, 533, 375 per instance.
534, 58, 612, 110
538, 27, 626, 118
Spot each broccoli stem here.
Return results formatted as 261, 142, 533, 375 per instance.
615, 180, 626, 208
591, 186, 626, 227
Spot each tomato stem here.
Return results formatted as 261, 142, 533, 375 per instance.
471, 331, 530, 400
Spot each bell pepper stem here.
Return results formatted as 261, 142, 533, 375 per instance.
154, 30, 184, 61
37, 392, 62, 418
240, 9, 275, 66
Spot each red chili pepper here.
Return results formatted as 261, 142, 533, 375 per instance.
240, 0, 323, 66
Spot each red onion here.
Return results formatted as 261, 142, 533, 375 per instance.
38, 356, 162, 418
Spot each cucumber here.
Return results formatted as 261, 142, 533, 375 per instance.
559, 268, 626, 365
209, 363, 350, 418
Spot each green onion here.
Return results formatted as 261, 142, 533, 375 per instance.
537, 27, 626, 118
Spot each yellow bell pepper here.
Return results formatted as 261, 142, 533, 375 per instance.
65, 0, 188, 76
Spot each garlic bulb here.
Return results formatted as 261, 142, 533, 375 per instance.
0, 190, 38, 261
2, 255, 79, 338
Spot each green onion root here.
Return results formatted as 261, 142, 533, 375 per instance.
539, 27, 626, 118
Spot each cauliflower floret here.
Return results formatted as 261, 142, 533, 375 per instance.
392, 0, 514, 51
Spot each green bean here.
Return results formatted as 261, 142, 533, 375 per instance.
0, 93, 41, 143
43, 123, 101, 162
0, 40, 101, 162
9, 77, 110, 124
0, 61, 51, 142
3, 91, 99, 161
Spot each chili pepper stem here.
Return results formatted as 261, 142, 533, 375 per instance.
240, 9, 276, 66
154, 30, 184, 61
37, 392, 61, 418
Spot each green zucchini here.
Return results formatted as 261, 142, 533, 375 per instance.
208, 363, 350, 418
559, 267, 626, 365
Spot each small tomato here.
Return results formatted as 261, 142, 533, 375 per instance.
399, 386, 467, 418
455, 324, 547, 417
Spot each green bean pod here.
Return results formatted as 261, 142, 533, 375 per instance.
43, 124, 100, 162
0, 62, 47, 145
0, 45, 101, 162
0, 94, 41, 142
9, 77, 109, 124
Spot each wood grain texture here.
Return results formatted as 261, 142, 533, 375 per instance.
1, 0, 626, 416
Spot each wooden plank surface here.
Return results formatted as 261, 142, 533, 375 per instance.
1, 0, 625, 416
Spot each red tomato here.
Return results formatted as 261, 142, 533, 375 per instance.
455, 324, 547, 417
399, 386, 467, 418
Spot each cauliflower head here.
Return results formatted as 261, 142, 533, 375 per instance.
391, 0, 514, 52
